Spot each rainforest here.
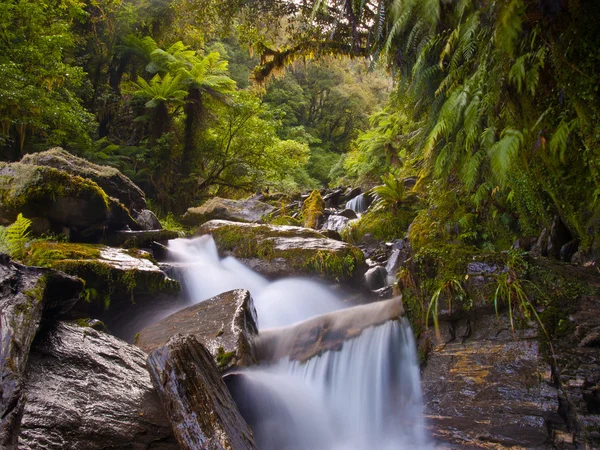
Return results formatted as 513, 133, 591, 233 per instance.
0, 0, 599, 448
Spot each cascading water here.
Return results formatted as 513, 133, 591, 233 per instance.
167, 234, 431, 449
345, 192, 371, 213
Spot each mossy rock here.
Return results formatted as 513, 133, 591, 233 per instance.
21, 148, 146, 212
181, 197, 275, 226
195, 220, 365, 282
0, 162, 136, 236
302, 190, 325, 229
25, 241, 179, 318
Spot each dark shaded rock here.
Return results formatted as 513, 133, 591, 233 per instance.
422, 314, 562, 448
364, 265, 387, 290
0, 256, 84, 449
548, 216, 572, 259
181, 197, 275, 226
323, 189, 343, 208
137, 289, 258, 371
321, 229, 343, 241
0, 162, 136, 237
196, 220, 365, 281
342, 186, 361, 203
560, 239, 580, 262
19, 322, 177, 449
147, 334, 258, 450
338, 208, 358, 220
103, 229, 179, 248
373, 285, 394, 299
136, 209, 162, 230
403, 176, 417, 188
254, 297, 404, 363
21, 148, 146, 211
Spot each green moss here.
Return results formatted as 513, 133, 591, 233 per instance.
304, 249, 364, 281
269, 215, 302, 226
342, 208, 416, 243
25, 241, 102, 267
0, 163, 111, 215
215, 346, 235, 369
302, 190, 324, 229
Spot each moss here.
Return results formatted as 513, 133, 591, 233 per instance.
0, 163, 111, 216
342, 208, 416, 243
215, 346, 236, 369
269, 215, 302, 226
304, 249, 364, 281
25, 241, 102, 266
302, 190, 324, 229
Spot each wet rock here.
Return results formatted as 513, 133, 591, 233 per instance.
373, 285, 394, 299
19, 322, 177, 449
25, 242, 180, 322
403, 176, 417, 188
385, 239, 411, 278
321, 214, 350, 234
136, 289, 258, 371
181, 197, 275, 226
0, 256, 83, 448
147, 334, 258, 450
364, 266, 387, 290
0, 162, 136, 237
255, 297, 404, 363
20, 148, 146, 211
321, 229, 343, 241
136, 209, 162, 230
338, 208, 358, 220
422, 314, 562, 448
196, 220, 365, 281
103, 229, 179, 248
513, 236, 538, 251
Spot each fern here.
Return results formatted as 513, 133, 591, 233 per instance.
371, 172, 405, 211
3, 214, 32, 261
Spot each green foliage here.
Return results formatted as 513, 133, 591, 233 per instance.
0, 214, 32, 261
371, 173, 405, 211
342, 208, 415, 244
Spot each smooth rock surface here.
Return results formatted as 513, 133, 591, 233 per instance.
136, 289, 258, 371
422, 314, 563, 448
19, 322, 177, 449
181, 197, 275, 226
21, 148, 146, 211
0, 256, 83, 449
195, 220, 364, 281
364, 265, 387, 290
147, 334, 258, 450
136, 209, 163, 230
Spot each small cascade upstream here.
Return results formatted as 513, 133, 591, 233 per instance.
167, 235, 431, 449
345, 192, 370, 213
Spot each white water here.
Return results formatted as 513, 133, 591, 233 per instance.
345, 193, 370, 213
168, 234, 431, 449
168, 235, 344, 328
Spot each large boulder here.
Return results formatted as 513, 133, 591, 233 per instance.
25, 242, 180, 325
136, 289, 258, 371
20, 148, 146, 212
195, 220, 365, 281
0, 256, 83, 448
147, 334, 258, 450
422, 314, 562, 448
0, 162, 136, 238
19, 322, 177, 449
181, 197, 275, 226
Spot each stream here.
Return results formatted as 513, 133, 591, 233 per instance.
163, 234, 432, 449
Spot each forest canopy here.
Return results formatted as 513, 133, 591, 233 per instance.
1, 0, 599, 252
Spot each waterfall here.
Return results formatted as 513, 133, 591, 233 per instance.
167, 235, 345, 329
166, 234, 431, 449
345, 193, 370, 213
